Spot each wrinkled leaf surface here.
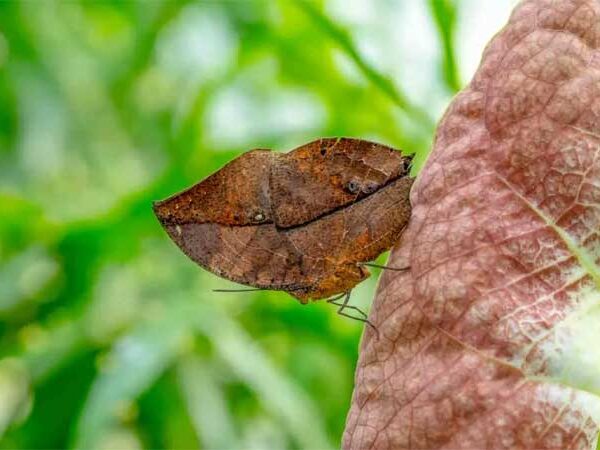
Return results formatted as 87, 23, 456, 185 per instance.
345, 1, 600, 448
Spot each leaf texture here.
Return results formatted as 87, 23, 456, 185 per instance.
344, 1, 600, 449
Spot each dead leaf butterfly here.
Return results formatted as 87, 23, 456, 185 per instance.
153, 138, 414, 327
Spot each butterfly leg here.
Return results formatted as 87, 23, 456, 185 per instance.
358, 262, 410, 272
327, 292, 378, 334
327, 292, 367, 319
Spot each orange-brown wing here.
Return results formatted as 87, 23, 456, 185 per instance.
153, 149, 275, 227
152, 148, 324, 297
153, 176, 413, 302
270, 138, 412, 228
281, 176, 414, 300
157, 221, 323, 295
153, 139, 414, 302
334, 176, 414, 263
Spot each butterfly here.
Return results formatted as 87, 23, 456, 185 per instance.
153, 138, 413, 327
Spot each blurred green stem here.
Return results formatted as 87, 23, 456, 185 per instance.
293, 0, 435, 131
177, 357, 239, 450
428, 0, 461, 93
111, 0, 192, 106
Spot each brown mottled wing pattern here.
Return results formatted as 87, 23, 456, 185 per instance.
281, 176, 414, 299
283, 177, 413, 264
154, 138, 413, 302
271, 138, 410, 228
155, 150, 274, 227
160, 222, 311, 292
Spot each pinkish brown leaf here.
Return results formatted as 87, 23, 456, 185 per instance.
344, 1, 600, 449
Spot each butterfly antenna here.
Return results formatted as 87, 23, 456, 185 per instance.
358, 262, 410, 272
213, 288, 266, 293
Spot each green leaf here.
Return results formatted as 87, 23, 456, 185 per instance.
193, 302, 335, 450
73, 307, 192, 449
177, 356, 239, 450
427, 0, 461, 92
0, 246, 59, 315
292, 0, 434, 130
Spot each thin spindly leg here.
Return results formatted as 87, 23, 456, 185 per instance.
358, 262, 410, 272
327, 292, 368, 319
327, 292, 378, 334
326, 292, 346, 303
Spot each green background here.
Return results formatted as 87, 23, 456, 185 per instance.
0, 1, 511, 448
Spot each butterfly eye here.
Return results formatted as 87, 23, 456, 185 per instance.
362, 182, 379, 194
346, 180, 361, 194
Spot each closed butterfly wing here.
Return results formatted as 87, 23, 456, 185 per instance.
154, 149, 274, 227
270, 138, 412, 228
153, 138, 414, 303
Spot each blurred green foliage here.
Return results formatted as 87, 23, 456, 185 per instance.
0, 0, 460, 448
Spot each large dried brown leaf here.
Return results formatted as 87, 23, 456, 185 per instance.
344, 1, 600, 449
